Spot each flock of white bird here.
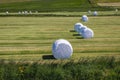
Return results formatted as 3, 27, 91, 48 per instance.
5, 11, 38, 14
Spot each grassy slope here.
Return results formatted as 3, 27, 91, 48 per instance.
96, 0, 120, 3
0, 0, 119, 12
1, 0, 120, 3
0, 16, 119, 61
0, 0, 112, 12
0, 0, 92, 11
0, 0, 33, 3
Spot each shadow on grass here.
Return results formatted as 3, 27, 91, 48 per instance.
69, 29, 83, 39
69, 30, 75, 32
42, 55, 56, 59
73, 34, 80, 36
76, 37, 83, 39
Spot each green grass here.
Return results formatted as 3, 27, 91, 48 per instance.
0, 0, 32, 3
0, 57, 120, 80
0, 15, 119, 61
0, 0, 115, 12
96, 0, 120, 3
1, 0, 120, 3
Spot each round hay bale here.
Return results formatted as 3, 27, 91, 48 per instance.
35, 11, 38, 13
52, 39, 73, 59
6, 11, 9, 14
74, 23, 83, 32
18, 11, 21, 14
24, 11, 28, 14
22, 11, 25, 14
115, 9, 118, 12
29, 11, 32, 14
88, 10, 91, 14
81, 28, 94, 39
78, 26, 87, 34
82, 15, 88, 22
93, 11, 98, 16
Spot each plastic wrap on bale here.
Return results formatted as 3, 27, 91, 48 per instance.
52, 39, 73, 59
74, 23, 83, 32
81, 28, 94, 39
82, 15, 88, 22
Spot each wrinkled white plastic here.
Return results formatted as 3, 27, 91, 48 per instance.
82, 15, 88, 22
6, 11, 9, 14
81, 28, 94, 39
93, 11, 98, 16
88, 10, 91, 14
78, 26, 87, 34
74, 23, 83, 32
52, 39, 73, 59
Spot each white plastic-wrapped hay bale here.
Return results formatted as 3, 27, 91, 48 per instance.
88, 10, 91, 14
29, 11, 32, 14
81, 28, 94, 39
115, 9, 118, 12
6, 11, 9, 14
82, 15, 88, 22
52, 39, 73, 59
78, 26, 87, 34
18, 11, 21, 14
22, 11, 25, 14
74, 23, 83, 32
24, 11, 28, 14
93, 11, 98, 16
35, 11, 38, 13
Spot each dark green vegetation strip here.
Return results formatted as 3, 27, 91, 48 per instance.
0, 0, 116, 12
1, 0, 120, 3
96, 0, 120, 3
0, 57, 120, 80
0, 0, 33, 3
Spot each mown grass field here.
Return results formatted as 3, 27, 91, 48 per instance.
0, 13, 119, 61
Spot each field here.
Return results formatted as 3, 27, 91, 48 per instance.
0, 12, 120, 62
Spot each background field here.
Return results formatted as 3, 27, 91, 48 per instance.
0, 15, 119, 61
